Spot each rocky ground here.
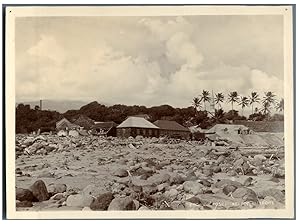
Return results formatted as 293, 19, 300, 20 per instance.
15, 134, 285, 211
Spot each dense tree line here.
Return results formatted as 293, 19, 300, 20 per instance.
16, 91, 284, 134
16, 104, 62, 134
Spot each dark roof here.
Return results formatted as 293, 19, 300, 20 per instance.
153, 120, 189, 132
73, 115, 95, 129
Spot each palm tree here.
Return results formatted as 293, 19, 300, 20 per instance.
261, 91, 276, 115
215, 92, 224, 110
249, 92, 260, 115
228, 91, 239, 113
192, 97, 201, 114
276, 98, 284, 112
238, 96, 250, 116
261, 101, 271, 115
201, 90, 210, 111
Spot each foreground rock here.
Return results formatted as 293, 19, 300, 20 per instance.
29, 180, 49, 202
108, 197, 136, 210
16, 188, 35, 202
66, 194, 94, 208
90, 192, 114, 211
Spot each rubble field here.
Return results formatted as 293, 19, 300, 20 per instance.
15, 134, 285, 211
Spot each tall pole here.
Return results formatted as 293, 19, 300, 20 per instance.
211, 89, 215, 116
40, 99, 42, 111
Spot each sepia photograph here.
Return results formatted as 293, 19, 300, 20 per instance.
4, 5, 294, 219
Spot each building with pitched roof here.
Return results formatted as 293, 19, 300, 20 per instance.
72, 115, 95, 130
92, 121, 117, 137
116, 116, 159, 138
153, 120, 190, 139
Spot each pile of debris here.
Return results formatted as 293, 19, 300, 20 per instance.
15, 133, 285, 211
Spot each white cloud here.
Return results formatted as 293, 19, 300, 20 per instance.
16, 16, 284, 109
27, 34, 66, 65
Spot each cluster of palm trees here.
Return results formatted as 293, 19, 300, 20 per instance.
192, 90, 284, 117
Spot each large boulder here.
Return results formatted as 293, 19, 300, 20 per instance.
29, 180, 49, 202
183, 181, 203, 195
90, 192, 114, 211
232, 187, 259, 203
66, 194, 94, 208
108, 197, 136, 210
82, 184, 108, 197
164, 189, 178, 199
16, 188, 35, 202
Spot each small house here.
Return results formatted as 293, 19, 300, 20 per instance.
153, 120, 190, 139
92, 121, 117, 137
72, 115, 95, 130
116, 116, 159, 138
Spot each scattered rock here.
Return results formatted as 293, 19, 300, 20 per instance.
164, 189, 178, 199
82, 184, 107, 197
232, 187, 259, 203
66, 194, 93, 208
223, 185, 238, 195
183, 181, 203, 195
108, 197, 136, 210
29, 180, 49, 202
90, 192, 114, 211
16, 188, 35, 202
48, 183, 67, 195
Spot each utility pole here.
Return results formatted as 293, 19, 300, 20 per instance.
40, 99, 42, 110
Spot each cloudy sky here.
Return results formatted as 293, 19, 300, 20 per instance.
15, 15, 284, 109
